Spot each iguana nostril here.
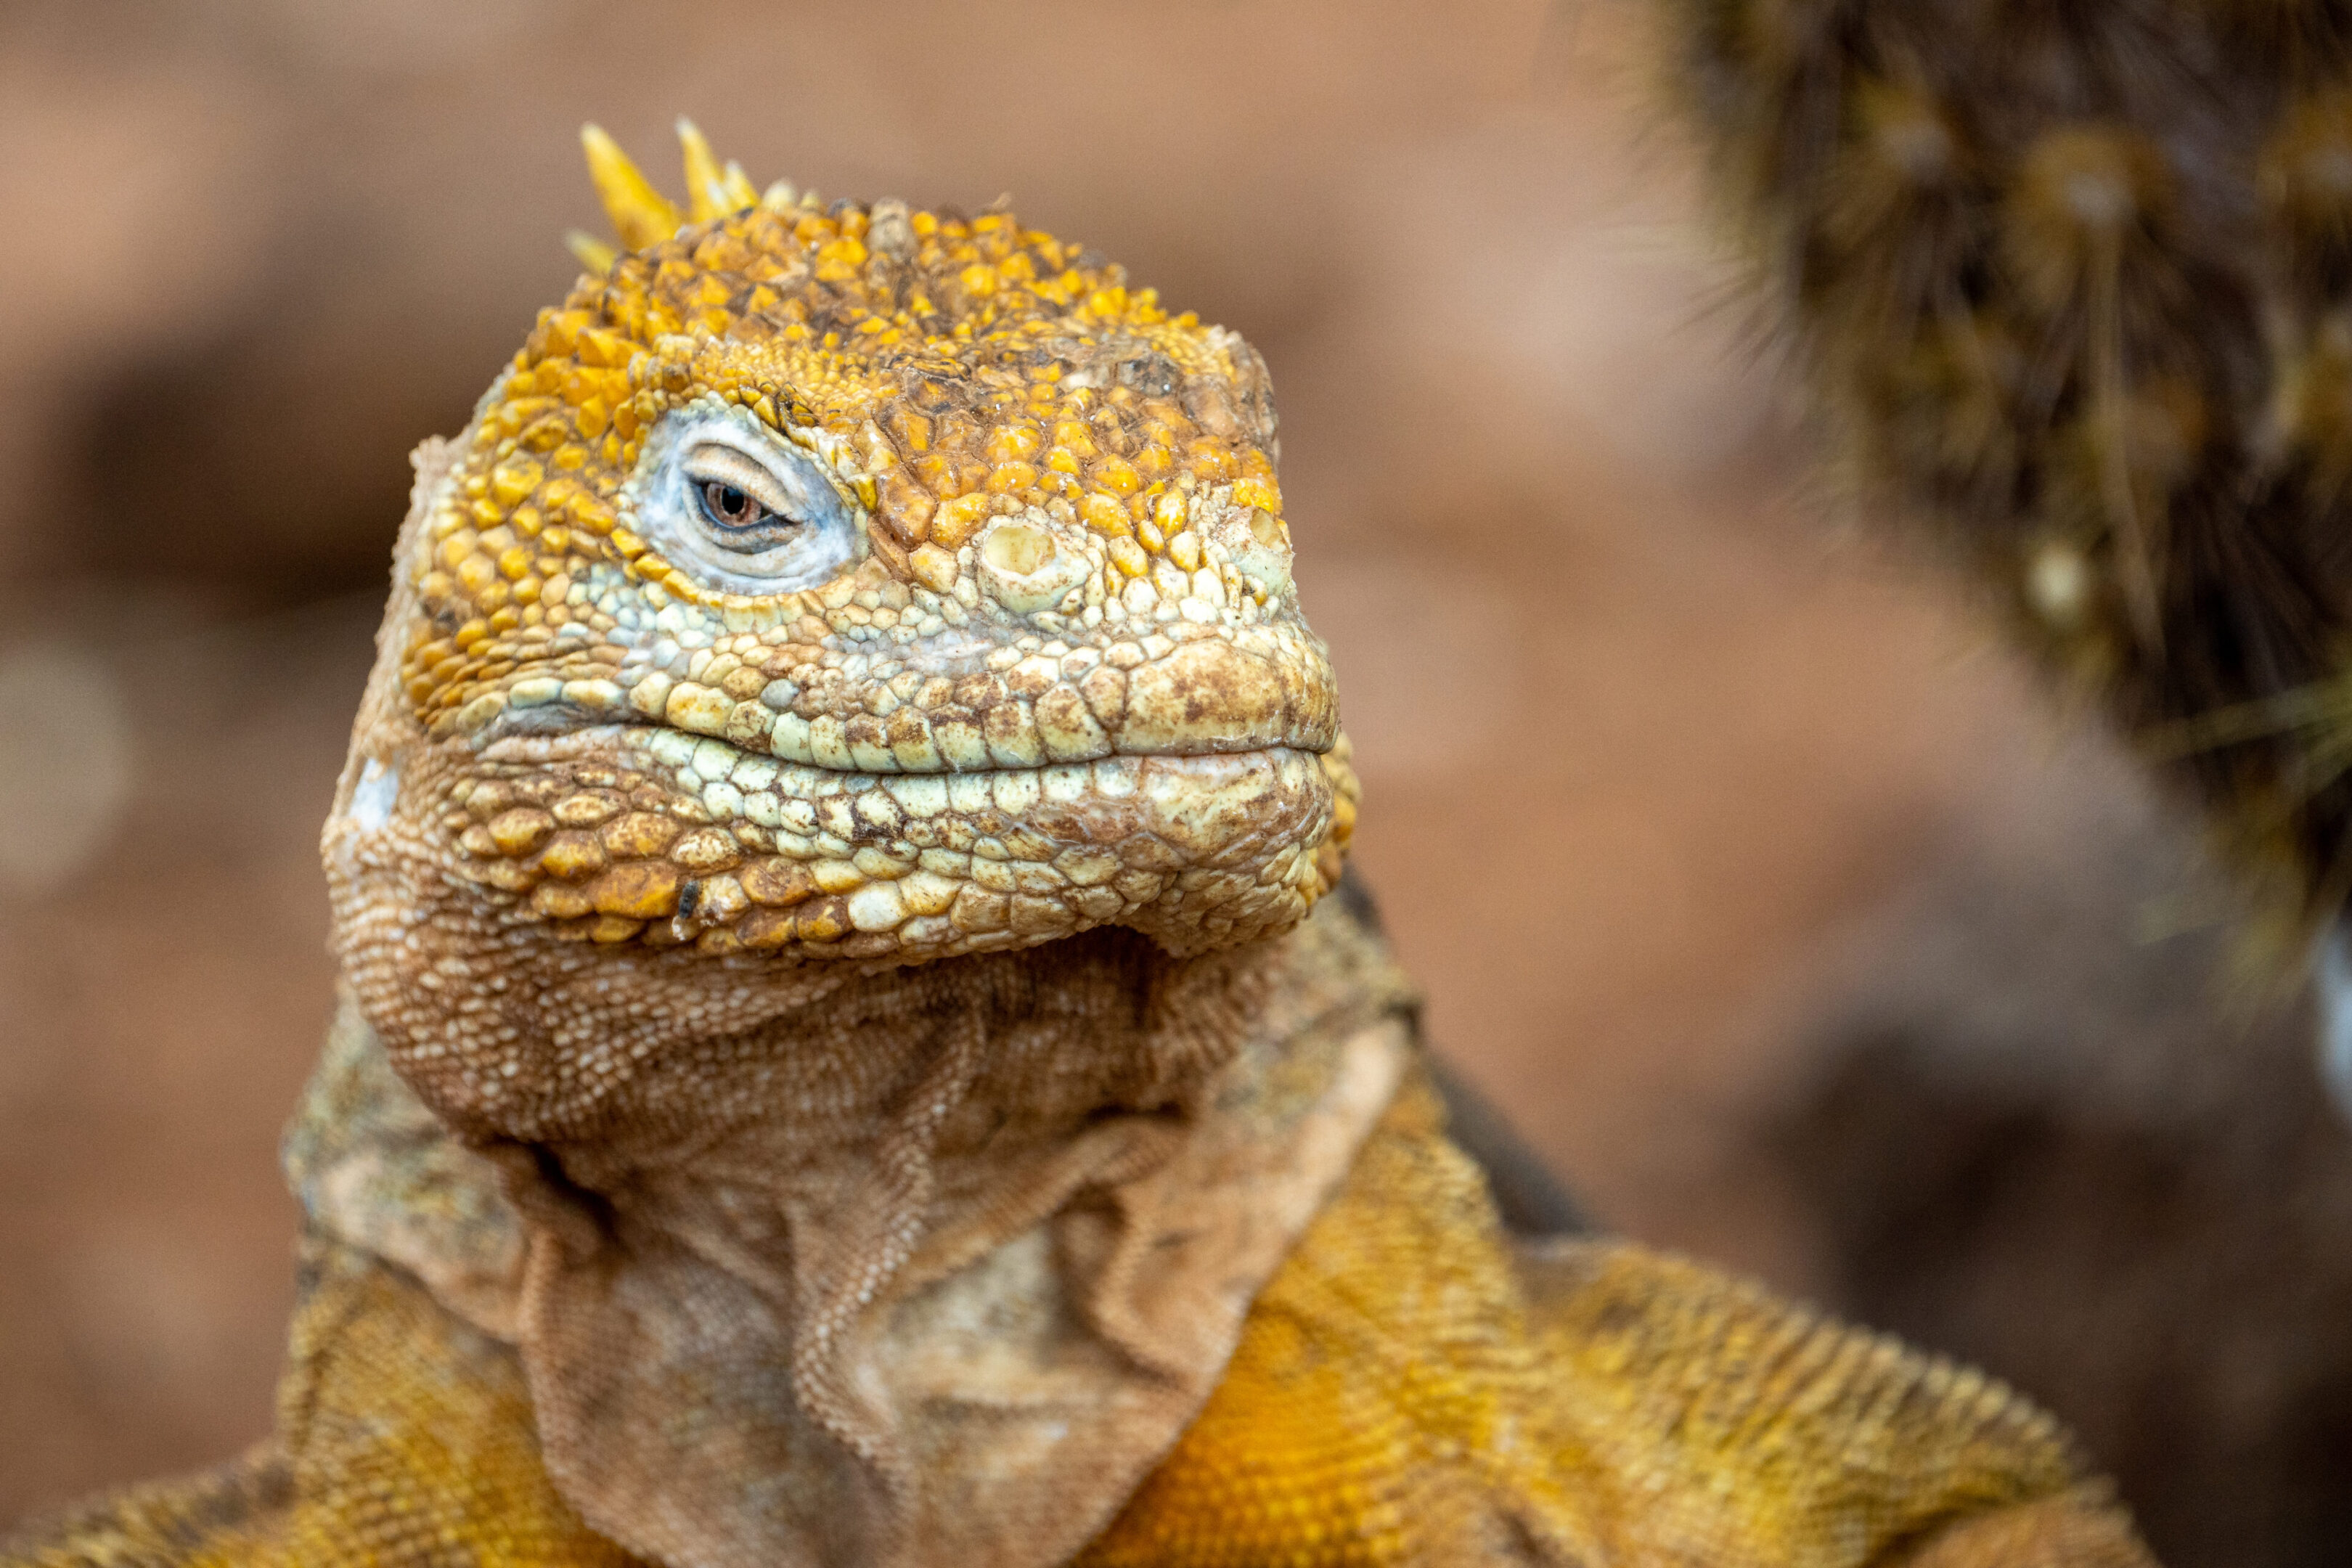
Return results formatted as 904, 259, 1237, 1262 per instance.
981, 520, 1055, 578
977, 518, 1085, 613
1235, 506, 1293, 597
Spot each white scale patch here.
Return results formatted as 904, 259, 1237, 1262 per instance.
351, 754, 400, 835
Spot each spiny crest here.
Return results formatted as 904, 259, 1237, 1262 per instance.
565, 119, 814, 277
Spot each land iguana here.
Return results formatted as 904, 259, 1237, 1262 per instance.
1, 124, 2157, 1568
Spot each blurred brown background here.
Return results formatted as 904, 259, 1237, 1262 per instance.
2, 2, 2347, 1563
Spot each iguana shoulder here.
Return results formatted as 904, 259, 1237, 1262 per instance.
1085, 1071, 2149, 1567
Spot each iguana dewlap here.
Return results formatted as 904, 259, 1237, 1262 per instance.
2, 126, 2157, 1568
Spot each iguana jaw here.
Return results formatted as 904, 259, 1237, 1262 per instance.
450, 719, 1350, 962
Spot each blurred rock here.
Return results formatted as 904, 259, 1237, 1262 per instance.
0, 642, 134, 898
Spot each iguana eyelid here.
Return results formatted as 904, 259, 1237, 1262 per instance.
681, 443, 799, 526
630, 401, 865, 595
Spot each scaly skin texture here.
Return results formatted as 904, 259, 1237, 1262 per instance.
4, 126, 2159, 1567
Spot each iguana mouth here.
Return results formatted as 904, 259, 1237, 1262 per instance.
440, 719, 1352, 961
471, 614, 1337, 772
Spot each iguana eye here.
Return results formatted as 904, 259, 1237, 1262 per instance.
633, 404, 864, 595
683, 445, 801, 550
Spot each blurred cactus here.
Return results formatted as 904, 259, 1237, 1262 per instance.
1661, 0, 2352, 939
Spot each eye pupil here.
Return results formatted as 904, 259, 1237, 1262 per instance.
704, 480, 759, 526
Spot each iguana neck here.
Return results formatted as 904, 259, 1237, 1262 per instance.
478, 930, 1275, 1294
298, 892, 1415, 1568
446, 930, 1286, 1567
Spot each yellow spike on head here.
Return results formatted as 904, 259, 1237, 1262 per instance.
719, 159, 761, 213
564, 229, 618, 277
580, 123, 681, 250
675, 117, 731, 224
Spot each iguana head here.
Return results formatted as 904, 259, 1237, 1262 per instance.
323, 123, 1352, 1126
